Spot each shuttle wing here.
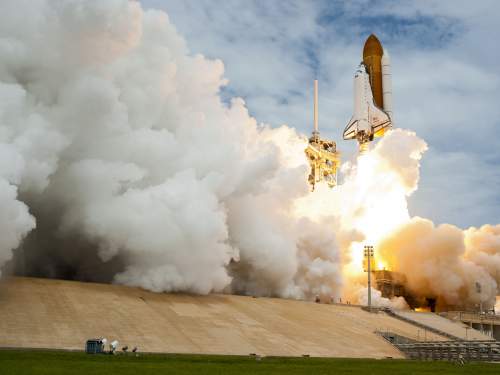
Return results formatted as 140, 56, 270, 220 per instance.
369, 102, 391, 137
343, 117, 358, 140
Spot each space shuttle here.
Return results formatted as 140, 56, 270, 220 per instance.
343, 34, 393, 151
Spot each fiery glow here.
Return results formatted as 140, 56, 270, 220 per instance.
293, 129, 429, 306
295, 132, 419, 278
286, 124, 498, 310
414, 307, 431, 312
377, 260, 387, 271
341, 159, 409, 275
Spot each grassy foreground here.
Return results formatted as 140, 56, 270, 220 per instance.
0, 350, 498, 375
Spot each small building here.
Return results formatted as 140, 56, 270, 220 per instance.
85, 338, 105, 354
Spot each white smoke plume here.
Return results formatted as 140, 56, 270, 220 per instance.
0, 0, 341, 299
295, 126, 499, 310
0, 1, 498, 310
337, 132, 500, 311
379, 219, 498, 310
355, 287, 409, 311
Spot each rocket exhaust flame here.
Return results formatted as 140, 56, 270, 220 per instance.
300, 127, 500, 311
0, 2, 498, 312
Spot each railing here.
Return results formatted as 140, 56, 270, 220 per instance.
376, 330, 500, 362
397, 340, 500, 362
383, 309, 462, 340
441, 311, 500, 324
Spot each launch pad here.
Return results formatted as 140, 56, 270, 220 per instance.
1, 277, 494, 357
372, 270, 406, 300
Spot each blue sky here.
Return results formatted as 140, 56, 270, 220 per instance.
142, 0, 499, 228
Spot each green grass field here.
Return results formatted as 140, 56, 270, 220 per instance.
0, 350, 498, 375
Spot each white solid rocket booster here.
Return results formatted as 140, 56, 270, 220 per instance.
381, 49, 393, 121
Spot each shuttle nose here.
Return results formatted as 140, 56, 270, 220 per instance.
363, 34, 383, 58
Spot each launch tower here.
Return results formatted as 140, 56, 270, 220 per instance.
305, 80, 340, 190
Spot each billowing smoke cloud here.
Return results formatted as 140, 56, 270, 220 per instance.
0, 0, 342, 299
342, 133, 500, 310
379, 219, 498, 310
0, 181, 35, 275
295, 126, 499, 310
0, 1, 498, 310
355, 287, 409, 310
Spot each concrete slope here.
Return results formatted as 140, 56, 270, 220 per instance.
0, 277, 448, 358
394, 311, 491, 341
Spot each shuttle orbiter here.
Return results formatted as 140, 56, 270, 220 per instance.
343, 34, 393, 151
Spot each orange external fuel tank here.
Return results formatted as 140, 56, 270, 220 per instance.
363, 34, 384, 110
343, 33, 393, 148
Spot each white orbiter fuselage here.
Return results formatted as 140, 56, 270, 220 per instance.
343, 64, 391, 146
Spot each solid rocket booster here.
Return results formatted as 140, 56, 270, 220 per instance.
343, 34, 393, 148
381, 50, 393, 121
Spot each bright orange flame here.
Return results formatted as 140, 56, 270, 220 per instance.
294, 138, 412, 281
339, 151, 411, 277
414, 307, 431, 312
376, 260, 387, 271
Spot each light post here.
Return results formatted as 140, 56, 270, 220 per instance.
364, 245, 374, 311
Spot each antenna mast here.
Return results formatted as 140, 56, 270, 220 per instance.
313, 79, 319, 136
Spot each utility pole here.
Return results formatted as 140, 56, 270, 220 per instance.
364, 245, 374, 312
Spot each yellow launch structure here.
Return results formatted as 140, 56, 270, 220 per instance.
305, 80, 340, 190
